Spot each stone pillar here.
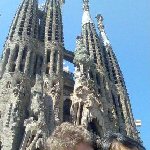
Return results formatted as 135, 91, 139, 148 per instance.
56, 51, 60, 75
6, 46, 16, 72
0, 48, 10, 76
24, 51, 31, 75
49, 50, 54, 76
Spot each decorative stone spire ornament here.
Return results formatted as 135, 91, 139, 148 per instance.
82, 0, 93, 26
96, 14, 111, 47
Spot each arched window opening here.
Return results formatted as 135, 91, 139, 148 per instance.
53, 52, 57, 73
34, 24, 38, 38
46, 67, 49, 75
47, 50, 51, 64
87, 119, 102, 137
9, 45, 19, 72
112, 93, 118, 116
89, 71, 94, 80
33, 56, 38, 75
98, 88, 101, 95
96, 74, 100, 86
94, 53, 97, 63
118, 95, 125, 122
13, 45, 19, 61
5, 48, 10, 59
20, 47, 27, 72
22, 47, 27, 60
11, 64, 16, 72
63, 99, 72, 122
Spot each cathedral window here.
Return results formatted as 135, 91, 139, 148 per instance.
112, 93, 119, 117
98, 88, 101, 95
89, 71, 94, 80
33, 55, 38, 75
46, 67, 49, 74
11, 64, 16, 72
33, 25, 37, 38
118, 95, 125, 122
96, 74, 100, 86
94, 53, 97, 63
48, 37, 51, 41
14, 45, 19, 61
20, 46, 27, 72
87, 119, 102, 137
54, 52, 57, 63
22, 47, 27, 60
9, 45, 19, 72
39, 56, 43, 75
63, 99, 72, 122
47, 50, 51, 63
92, 43, 95, 49
18, 19, 25, 35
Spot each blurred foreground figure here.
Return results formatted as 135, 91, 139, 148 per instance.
101, 133, 145, 150
46, 122, 94, 150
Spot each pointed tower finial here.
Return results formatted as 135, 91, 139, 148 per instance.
96, 14, 111, 46
96, 14, 104, 31
82, 0, 93, 26
83, 0, 89, 11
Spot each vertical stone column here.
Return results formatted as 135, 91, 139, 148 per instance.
24, 51, 31, 74
49, 50, 54, 76
0, 48, 10, 76
56, 51, 60, 75
76, 102, 81, 125
6, 46, 16, 72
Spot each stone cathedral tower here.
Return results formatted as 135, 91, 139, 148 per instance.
0, 0, 144, 149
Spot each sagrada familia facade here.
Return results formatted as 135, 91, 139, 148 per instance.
0, 0, 144, 149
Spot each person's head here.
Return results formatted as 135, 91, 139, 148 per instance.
46, 122, 94, 150
101, 133, 145, 150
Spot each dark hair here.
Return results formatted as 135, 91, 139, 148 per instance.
46, 122, 93, 150
101, 133, 145, 150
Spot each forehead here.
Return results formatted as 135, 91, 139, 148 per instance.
76, 142, 94, 150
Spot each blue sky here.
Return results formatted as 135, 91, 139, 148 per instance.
0, 0, 150, 149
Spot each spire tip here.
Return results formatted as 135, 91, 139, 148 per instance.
96, 14, 104, 22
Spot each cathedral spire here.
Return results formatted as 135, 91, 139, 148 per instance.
96, 14, 111, 47
82, 0, 93, 26
97, 14, 139, 139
